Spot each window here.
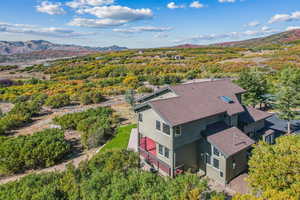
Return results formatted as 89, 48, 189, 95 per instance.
213, 158, 220, 169
174, 126, 181, 137
206, 154, 211, 165
220, 171, 224, 177
138, 113, 143, 122
162, 123, 170, 135
164, 147, 169, 158
159, 144, 163, 155
156, 120, 161, 130
265, 134, 274, 144
213, 147, 220, 156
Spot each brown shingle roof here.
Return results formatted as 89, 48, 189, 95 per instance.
207, 126, 255, 157
239, 106, 273, 123
149, 80, 246, 126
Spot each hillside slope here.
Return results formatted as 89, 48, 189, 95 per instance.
0, 40, 127, 55
213, 29, 300, 48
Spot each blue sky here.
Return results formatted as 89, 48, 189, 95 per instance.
0, 0, 300, 48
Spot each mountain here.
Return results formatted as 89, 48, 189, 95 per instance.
212, 29, 300, 48
0, 40, 128, 55
173, 29, 300, 49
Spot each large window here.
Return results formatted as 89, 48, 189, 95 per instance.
174, 126, 181, 137
213, 158, 220, 169
156, 120, 161, 130
138, 113, 143, 122
162, 123, 170, 135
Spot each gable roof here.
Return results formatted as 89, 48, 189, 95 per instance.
239, 106, 273, 123
207, 125, 255, 157
144, 80, 246, 126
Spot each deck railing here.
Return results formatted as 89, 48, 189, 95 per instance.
139, 147, 171, 176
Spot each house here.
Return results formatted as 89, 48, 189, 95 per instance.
134, 80, 273, 185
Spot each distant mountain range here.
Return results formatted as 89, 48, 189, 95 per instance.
0, 40, 128, 55
174, 29, 300, 49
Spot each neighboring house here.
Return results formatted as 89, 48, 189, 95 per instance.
134, 80, 273, 185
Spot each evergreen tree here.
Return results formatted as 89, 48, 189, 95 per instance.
276, 67, 300, 134
236, 69, 268, 108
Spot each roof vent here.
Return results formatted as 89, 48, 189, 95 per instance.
220, 96, 234, 104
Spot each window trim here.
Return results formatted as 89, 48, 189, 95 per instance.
158, 144, 163, 155
164, 147, 169, 158
174, 126, 181, 137
156, 120, 161, 131
213, 158, 220, 169
162, 123, 171, 135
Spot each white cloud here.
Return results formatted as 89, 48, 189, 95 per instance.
167, 2, 185, 9
190, 1, 204, 8
154, 33, 169, 38
66, 0, 114, 9
36, 1, 66, 15
77, 6, 153, 21
269, 11, 300, 24
246, 21, 260, 27
286, 26, 300, 31
113, 26, 172, 33
175, 28, 277, 43
218, 0, 236, 3
0, 22, 91, 38
68, 17, 128, 28
261, 26, 270, 31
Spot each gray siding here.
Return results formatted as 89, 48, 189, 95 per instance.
226, 149, 249, 183
174, 114, 224, 149
175, 141, 198, 170
243, 120, 265, 134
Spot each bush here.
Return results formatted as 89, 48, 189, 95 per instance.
0, 149, 226, 200
0, 99, 43, 135
0, 129, 71, 175
137, 86, 153, 94
54, 107, 118, 149
79, 92, 104, 105
45, 94, 71, 108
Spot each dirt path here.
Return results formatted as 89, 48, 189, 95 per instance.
0, 96, 133, 185
13, 96, 125, 136
0, 146, 101, 185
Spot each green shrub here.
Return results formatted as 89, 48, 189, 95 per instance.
137, 86, 153, 94
54, 107, 117, 149
0, 99, 43, 135
0, 129, 71, 175
45, 94, 71, 108
79, 92, 104, 105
